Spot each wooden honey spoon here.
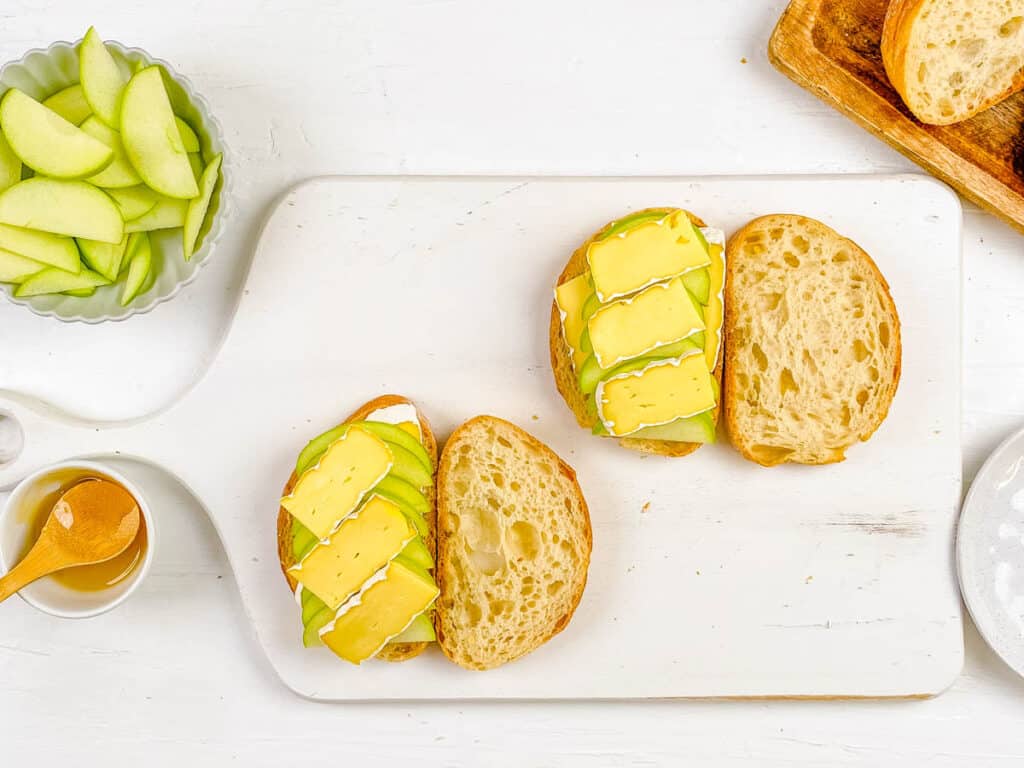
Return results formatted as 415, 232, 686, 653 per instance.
0, 478, 140, 603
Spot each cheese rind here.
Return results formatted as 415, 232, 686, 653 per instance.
586, 209, 710, 302
554, 272, 593, 372
587, 276, 705, 369
288, 495, 415, 609
280, 426, 393, 539
597, 355, 717, 436
319, 560, 440, 664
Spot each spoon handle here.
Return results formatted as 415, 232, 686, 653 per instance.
0, 546, 62, 603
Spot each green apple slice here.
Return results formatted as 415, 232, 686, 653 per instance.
182, 154, 221, 260
124, 195, 187, 232
0, 223, 80, 272
187, 152, 203, 180
106, 184, 159, 220
64, 286, 95, 297
0, 178, 123, 243
15, 265, 108, 297
120, 67, 198, 198
0, 247, 45, 282
0, 131, 21, 192
42, 84, 92, 125
77, 234, 128, 280
0, 89, 114, 178
79, 27, 128, 127
79, 116, 142, 188
120, 232, 151, 306
176, 117, 200, 152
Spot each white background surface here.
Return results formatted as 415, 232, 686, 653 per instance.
1, 0, 1023, 764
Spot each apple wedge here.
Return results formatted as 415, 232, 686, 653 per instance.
78, 234, 128, 281
80, 116, 142, 188
176, 117, 200, 152
106, 184, 160, 221
0, 247, 44, 283
0, 223, 80, 272
120, 67, 198, 198
0, 89, 113, 178
124, 195, 187, 232
64, 287, 95, 297
120, 231, 151, 306
183, 154, 221, 261
42, 84, 92, 125
0, 178, 123, 243
79, 27, 128, 127
15, 265, 108, 297
0, 131, 21, 192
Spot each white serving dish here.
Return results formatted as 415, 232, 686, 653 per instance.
0, 37, 230, 323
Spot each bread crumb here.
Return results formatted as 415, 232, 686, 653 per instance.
805, 575, 814, 584
641, 502, 651, 513
531, 414, 539, 421
741, 57, 748, 64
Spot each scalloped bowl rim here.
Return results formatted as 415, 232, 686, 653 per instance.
0, 37, 231, 324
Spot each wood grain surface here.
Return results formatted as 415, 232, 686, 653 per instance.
770, 0, 1024, 233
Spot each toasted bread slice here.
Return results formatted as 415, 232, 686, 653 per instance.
881, 0, 1024, 125
722, 215, 901, 467
435, 416, 591, 670
276, 394, 438, 663
549, 208, 723, 457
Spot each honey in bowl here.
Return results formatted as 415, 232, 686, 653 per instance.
16, 468, 147, 592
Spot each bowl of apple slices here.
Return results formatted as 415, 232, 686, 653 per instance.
0, 28, 228, 322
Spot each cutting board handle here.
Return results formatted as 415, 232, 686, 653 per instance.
0, 393, 131, 490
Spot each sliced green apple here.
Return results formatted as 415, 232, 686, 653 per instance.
77, 234, 128, 280
389, 612, 436, 643
0, 223, 80, 272
80, 27, 128, 127
120, 231, 151, 306
79, 116, 142, 188
624, 412, 717, 443
106, 184, 159, 220
176, 117, 200, 152
0, 131, 21, 192
0, 178, 123, 243
15, 265, 108, 297
124, 195, 187, 232
0, 89, 114, 178
120, 66, 198, 198
187, 152, 203, 180
64, 287, 95, 297
42, 84, 92, 125
182, 154, 220, 260
0, 247, 44, 283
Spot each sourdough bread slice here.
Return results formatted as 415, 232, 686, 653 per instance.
276, 394, 438, 663
549, 208, 722, 457
435, 416, 591, 670
722, 215, 901, 467
882, 0, 1024, 124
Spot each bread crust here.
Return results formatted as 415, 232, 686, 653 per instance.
881, 0, 1024, 125
721, 214, 902, 467
548, 208, 723, 456
276, 394, 439, 663
434, 415, 592, 670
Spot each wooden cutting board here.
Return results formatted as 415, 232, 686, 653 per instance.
0, 176, 964, 700
770, 0, 1024, 234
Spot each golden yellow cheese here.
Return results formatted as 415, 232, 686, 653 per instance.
586, 209, 710, 303
587, 276, 705, 369
280, 426, 393, 539
597, 355, 716, 436
320, 560, 440, 664
554, 272, 593, 372
287, 495, 415, 609
704, 243, 725, 371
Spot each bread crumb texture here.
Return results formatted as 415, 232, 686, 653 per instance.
887, 0, 1024, 123
723, 215, 901, 467
436, 416, 591, 670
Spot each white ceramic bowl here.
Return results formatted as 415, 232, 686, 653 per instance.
0, 38, 230, 323
0, 460, 156, 618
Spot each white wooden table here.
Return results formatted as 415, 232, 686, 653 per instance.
2, 0, 1023, 764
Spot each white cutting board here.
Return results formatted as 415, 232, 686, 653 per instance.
0, 175, 963, 699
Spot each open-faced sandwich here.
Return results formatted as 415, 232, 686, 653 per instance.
277, 396, 591, 670
550, 208, 726, 456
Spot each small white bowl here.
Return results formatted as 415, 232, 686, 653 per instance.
0, 38, 230, 323
0, 460, 156, 618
